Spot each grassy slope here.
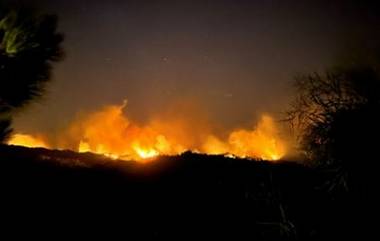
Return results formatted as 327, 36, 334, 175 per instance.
0, 144, 353, 240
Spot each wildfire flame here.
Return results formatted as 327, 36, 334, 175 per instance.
8, 100, 287, 161
7, 133, 49, 149
202, 115, 286, 160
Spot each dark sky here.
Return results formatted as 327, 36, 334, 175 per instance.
7, 0, 380, 135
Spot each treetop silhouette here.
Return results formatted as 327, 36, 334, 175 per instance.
0, 7, 64, 142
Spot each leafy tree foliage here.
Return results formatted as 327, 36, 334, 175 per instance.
0, 7, 64, 142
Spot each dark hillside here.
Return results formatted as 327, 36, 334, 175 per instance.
0, 145, 358, 240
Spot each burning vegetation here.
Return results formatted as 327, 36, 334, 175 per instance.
8, 100, 287, 161
8, 133, 49, 149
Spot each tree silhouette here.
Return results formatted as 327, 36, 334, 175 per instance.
287, 64, 380, 190
0, 7, 64, 142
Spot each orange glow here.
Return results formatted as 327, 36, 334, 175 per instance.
203, 115, 286, 160
132, 143, 159, 159
11, 100, 287, 161
7, 133, 49, 148
67, 101, 286, 161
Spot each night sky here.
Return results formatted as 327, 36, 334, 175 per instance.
7, 0, 380, 136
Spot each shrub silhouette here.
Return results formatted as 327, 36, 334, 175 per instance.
287, 65, 380, 190
0, 7, 64, 142
0, 116, 12, 141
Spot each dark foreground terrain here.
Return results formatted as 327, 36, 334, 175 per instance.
0, 145, 371, 240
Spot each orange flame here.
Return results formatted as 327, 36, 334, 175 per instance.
203, 115, 286, 160
7, 133, 49, 149
69, 101, 286, 161
10, 100, 287, 161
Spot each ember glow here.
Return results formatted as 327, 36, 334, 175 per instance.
9, 101, 287, 161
